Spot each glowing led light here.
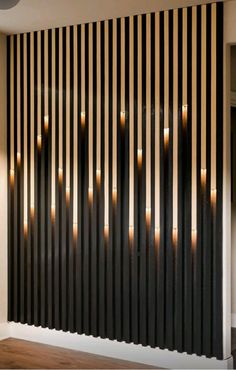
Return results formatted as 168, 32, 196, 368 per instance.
9, 169, 14, 186
17, 152, 21, 166
164, 128, 169, 151
172, 227, 178, 247
44, 115, 49, 133
37, 134, 42, 151
112, 187, 117, 206
211, 188, 217, 206
120, 111, 125, 129
201, 168, 207, 188
66, 187, 70, 205
81, 111, 86, 128
58, 168, 63, 185
192, 229, 197, 251
96, 169, 101, 188
51, 205, 56, 223
137, 149, 142, 170
88, 187, 93, 204
182, 104, 188, 128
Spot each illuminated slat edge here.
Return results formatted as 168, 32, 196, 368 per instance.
201, 5, 207, 176
192, 7, 197, 243
146, 14, 151, 229
89, 23, 93, 199
51, 29, 56, 211
66, 27, 70, 193
73, 25, 78, 226
155, 12, 160, 240
211, 3, 217, 204
96, 22, 101, 184
23, 34, 27, 228
173, 10, 178, 233
10, 36, 14, 171
129, 16, 134, 234
104, 20, 109, 231
30, 33, 34, 211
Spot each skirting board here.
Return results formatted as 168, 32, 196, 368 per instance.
0, 322, 231, 369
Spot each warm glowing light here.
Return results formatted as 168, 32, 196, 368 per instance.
182, 104, 188, 128
73, 223, 78, 240
17, 152, 21, 166
30, 205, 35, 220
104, 224, 109, 241
88, 187, 93, 204
37, 134, 42, 151
96, 169, 101, 188
155, 227, 160, 245
192, 229, 197, 251
129, 225, 134, 241
120, 111, 125, 129
24, 221, 28, 238
201, 168, 207, 188
112, 187, 117, 206
44, 115, 49, 133
58, 168, 63, 184
81, 111, 86, 128
164, 128, 169, 150
137, 149, 142, 170
66, 187, 70, 205
51, 205, 56, 223
211, 188, 217, 206
146, 207, 151, 229
172, 228, 178, 247
10, 169, 14, 186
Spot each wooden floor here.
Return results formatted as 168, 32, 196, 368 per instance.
0, 338, 158, 369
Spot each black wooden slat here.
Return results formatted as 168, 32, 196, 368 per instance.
184, 7, 193, 354
148, 12, 156, 349
157, 11, 165, 349
193, 5, 202, 356
83, 23, 90, 336
76, 25, 83, 335
165, 9, 174, 350
114, 18, 122, 343
47, 29, 53, 329
7, 35, 13, 322
107, 18, 114, 341
99, 20, 106, 339
202, 4, 212, 358
54, 28, 60, 331
139, 13, 147, 347
132, 15, 139, 346
19, 33, 25, 324
123, 16, 131, 343
91, 21, 98, 338
68, 26, 75, 333
174, 8, 183, 353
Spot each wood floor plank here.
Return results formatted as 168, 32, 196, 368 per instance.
0, 338, 159, 369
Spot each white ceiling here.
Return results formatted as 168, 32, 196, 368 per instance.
0, 0, 224, 35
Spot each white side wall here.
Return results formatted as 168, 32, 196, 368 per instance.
0, 32, 7, 324
225, 0, 236, 347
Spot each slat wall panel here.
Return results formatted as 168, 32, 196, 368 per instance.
7, 3, 224, 360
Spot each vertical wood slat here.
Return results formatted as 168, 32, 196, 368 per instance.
19, 34, 24, 324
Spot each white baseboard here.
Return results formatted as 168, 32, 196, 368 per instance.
0, 323, 230, 369
0, 323, 10, 340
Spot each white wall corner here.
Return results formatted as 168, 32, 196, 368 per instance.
0, 32, 8, 325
